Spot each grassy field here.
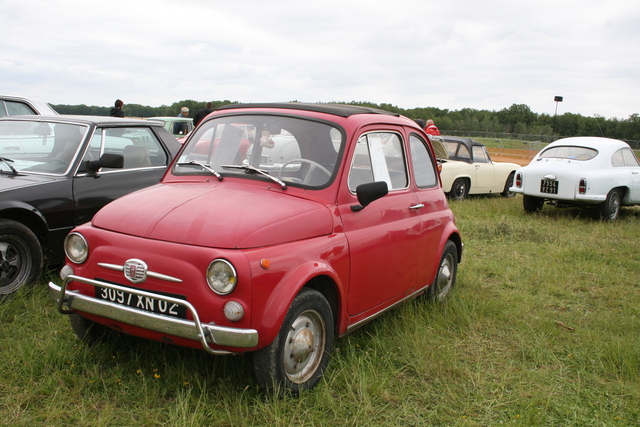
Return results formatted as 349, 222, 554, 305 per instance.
1, 196, 639, 426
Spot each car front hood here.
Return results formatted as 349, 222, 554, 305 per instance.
0, 172, 59, 191
91, 182, 334, 249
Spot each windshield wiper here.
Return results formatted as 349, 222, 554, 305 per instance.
0, 157, 18, 175
177, 160, 222, 181
221, 164, 287, 189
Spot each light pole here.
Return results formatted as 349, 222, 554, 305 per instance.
552, 96, 563, 141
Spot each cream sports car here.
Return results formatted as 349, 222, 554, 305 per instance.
432, 136, 519, 200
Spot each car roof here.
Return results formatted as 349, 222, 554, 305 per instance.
216, 102, 401, 118
0, 114, 164, 127
546, 136, 630, 151
441, 136, 485, 151
147, 116, 192, 121
0, 94, 59, 115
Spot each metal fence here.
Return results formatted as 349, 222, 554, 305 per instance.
442, 130, 639, 149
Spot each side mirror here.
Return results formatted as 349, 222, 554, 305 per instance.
86, 153, 124, 173
351, 181, 388, 212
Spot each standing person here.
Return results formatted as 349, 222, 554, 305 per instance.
110, 99, 125, 117
173, 107, 189, 135
425, 119, 440, 135
193, 102, 213, 127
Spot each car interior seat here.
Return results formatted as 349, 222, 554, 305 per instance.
123, 145, 152, 168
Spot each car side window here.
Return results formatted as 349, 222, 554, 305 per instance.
456, 143, 471, 161
409, 134, 438, 188
5, 101, 37, 116
81, 127, 168, 172
348, 132, 408, 192
472, 146, 489, 163
622, 148, 640, 166
611, 149, 625, 167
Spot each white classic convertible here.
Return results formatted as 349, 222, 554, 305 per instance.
432, 136, 520, 200
510, 136, 640, 221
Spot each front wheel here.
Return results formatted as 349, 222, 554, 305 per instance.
599, 188, 622, 221
428, 240, 458, 302
253, 288, 334, 396
449, 178, 469, 201
0, 219, 43, 301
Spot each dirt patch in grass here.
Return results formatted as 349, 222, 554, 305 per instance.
486, 147, 536, 166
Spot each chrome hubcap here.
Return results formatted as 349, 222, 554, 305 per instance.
283, 309, 326, 384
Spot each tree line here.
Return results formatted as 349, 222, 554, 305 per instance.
52, 100, 640, 144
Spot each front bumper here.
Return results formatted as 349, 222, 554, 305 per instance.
49, 275, 259, 355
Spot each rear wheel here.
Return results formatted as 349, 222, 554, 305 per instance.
523, 195, 544, 213
501, 172, 516, 197
253, 288, 334, 396
599, 189, 621, 221
450, 178, 469, 200
428, 241, 458, 302
0, 220, 43, 301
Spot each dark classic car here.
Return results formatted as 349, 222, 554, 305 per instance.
0, 115, 181, 300
49, 103, 462, 395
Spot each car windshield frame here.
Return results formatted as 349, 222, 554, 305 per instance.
539, 145, 598, 161
0, 119, 90, 175
173, 113, 346, 189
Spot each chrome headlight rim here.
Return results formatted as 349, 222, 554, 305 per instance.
64, 232, 88, 264
206, 259, 237, 295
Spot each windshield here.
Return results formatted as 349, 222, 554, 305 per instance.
0, 120, 88, 174
174, 114, 344, 188
540, 145, 598, 161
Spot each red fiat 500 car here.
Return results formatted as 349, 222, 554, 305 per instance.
49, 103, 462, 394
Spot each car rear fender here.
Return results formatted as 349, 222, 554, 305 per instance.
251, 260, 344, 348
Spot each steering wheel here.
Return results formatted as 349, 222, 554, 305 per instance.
278, 159, 331, 185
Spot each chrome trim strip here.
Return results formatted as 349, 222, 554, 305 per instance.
49, 276, 258, 354
98, 262, 183, 283
346, 286, 427, 333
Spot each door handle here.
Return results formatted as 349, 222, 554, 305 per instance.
409, 203, 424, 210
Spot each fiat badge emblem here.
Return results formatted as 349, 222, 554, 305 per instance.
124, 259, 148, 284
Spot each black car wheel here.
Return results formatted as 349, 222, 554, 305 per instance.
428, 240, 458, 302
69, 314, 117, 346
253, 288, 334, 396
450, 178, 469, 201
0, 219, 43, 301
523, 195, 544, 213
501, 172, 516, 197
599, 188, 622, 222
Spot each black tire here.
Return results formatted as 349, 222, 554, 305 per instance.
523, 195, 544, 213
599, 188, 622, 222
501, 172, 516, 197
253, 288, 334, 396
0, 219, 43, 301
69, 314, 117, 346
428, 240, 458, 302
449, 178, 469, 201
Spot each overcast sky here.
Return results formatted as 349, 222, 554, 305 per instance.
2, 0, 639, 119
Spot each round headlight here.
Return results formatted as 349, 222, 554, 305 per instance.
64, 232, 88, 264
206, 259, 237, 295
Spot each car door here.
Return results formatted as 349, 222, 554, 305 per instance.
73, 126, 171, 226
407, 133, 450, 285
339, 130, 424, 317
472, 145, 496, 189
621, 147, 640, 202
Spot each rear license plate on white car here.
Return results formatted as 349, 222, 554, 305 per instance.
540, 179, 558, 194
95, 283, 187, 319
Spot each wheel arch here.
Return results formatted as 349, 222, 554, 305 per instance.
253, 261, 344, 348
0, 207, 49, 250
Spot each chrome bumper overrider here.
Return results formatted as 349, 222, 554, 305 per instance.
49, 275, 258, 355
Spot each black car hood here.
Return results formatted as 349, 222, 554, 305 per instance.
0, 172, 60, 191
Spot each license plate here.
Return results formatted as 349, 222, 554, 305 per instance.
95, 282, 187, 319
540, 179, 558, 194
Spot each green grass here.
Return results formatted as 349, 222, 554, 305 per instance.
2, 196, 639, 426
